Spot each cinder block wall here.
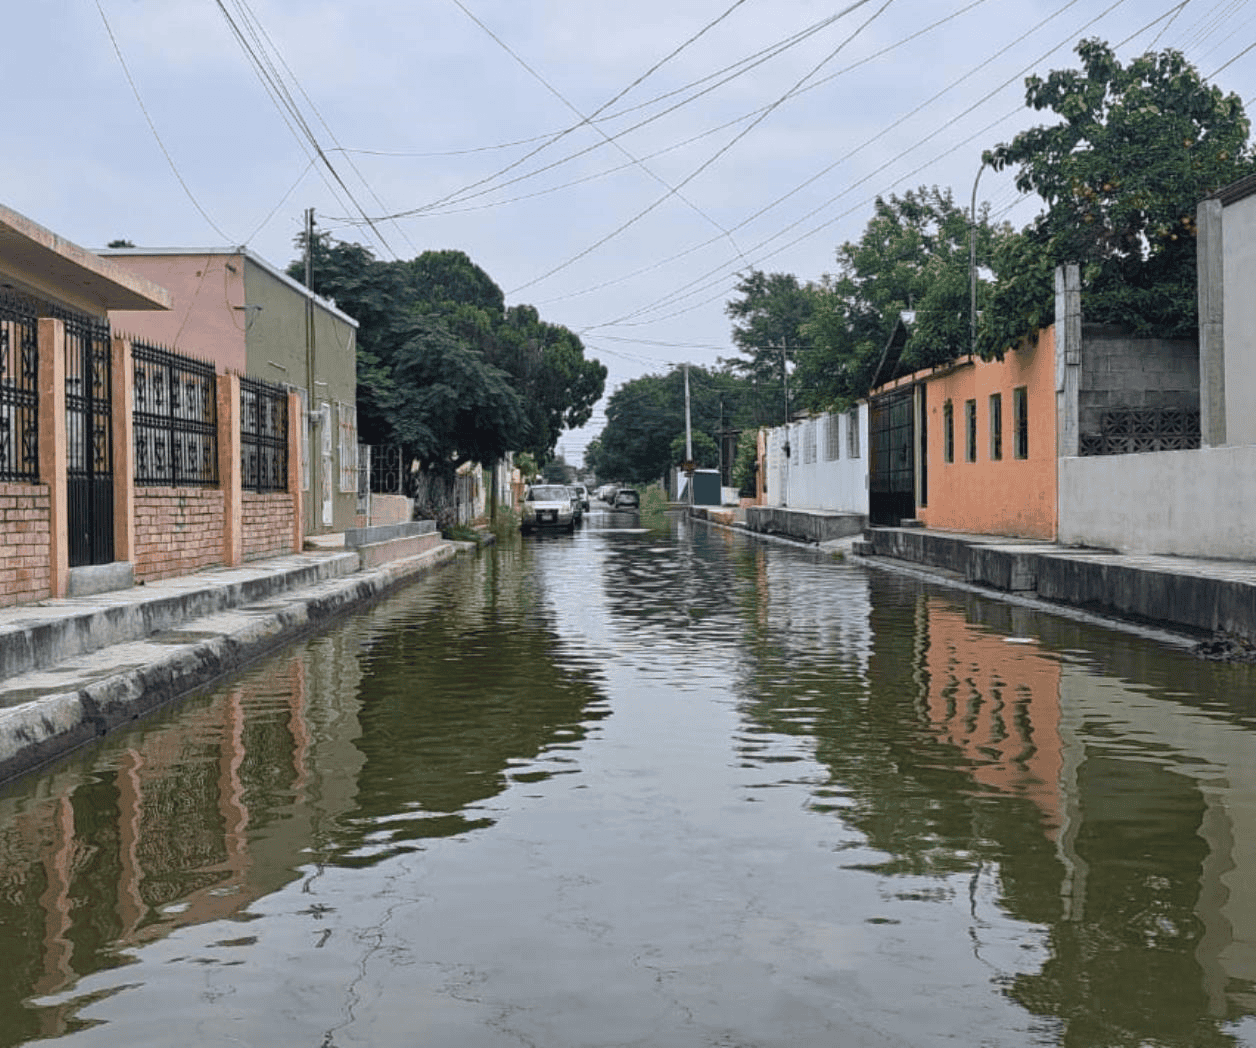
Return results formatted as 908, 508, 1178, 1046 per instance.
243, 492, 296, 560
0, 483, 51, 606
134, 488, 226, 582
1079, 325, 1199, 436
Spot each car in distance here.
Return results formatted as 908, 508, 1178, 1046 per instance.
612, 487, 640, 510
566, 486, 584, 525
571, 484, 591, 511
521, 484, 575, 533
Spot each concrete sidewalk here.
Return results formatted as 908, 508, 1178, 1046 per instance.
0, 539, 461, 786
856, 525, 1256, 644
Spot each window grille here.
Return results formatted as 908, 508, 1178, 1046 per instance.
1013, 387, 1029, 459
338, 401, 357, 492
989, 392, 1002, 461
240, 375, 289, 492
824, 413, 841, 460
0, 291, 39, 483
965, 399, 977, 462
132, 339, 218, 486
846, 409, 860, 458
944, 401, 954, 463
803, 420, 816, 464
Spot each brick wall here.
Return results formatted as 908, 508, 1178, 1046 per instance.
0, 483, 51, 606
243, 492, 295, 560
134, 488, 226, 583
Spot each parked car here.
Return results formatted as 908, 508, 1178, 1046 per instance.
612, 488, 640, 510
571, 484, 591, 511
566, 486, 584, 525
521, 485, 575, 533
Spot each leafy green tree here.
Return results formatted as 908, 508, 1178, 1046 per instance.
980, 38, 1256, 355
732, 430, 759, 493
795, 187, 1003, 408
725, 271, 817, 413
669, 430, 719, 469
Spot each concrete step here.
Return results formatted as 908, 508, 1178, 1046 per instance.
0, 551, 360, 686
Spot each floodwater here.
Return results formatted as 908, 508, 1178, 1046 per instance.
3, 510, 1256, 1047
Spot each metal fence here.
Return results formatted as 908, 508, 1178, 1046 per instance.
0, 291, 39, 483
240, 375, 289, 493
62, 310, 115, 567
132, 339, 218, 486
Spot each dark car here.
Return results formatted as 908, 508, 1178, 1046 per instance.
612, 488, 640, 510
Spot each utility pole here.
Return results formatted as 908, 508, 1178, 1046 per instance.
304, 207, 316, 534
684, 364, 694, 508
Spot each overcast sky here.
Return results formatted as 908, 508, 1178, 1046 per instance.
11, 1, 1256, 465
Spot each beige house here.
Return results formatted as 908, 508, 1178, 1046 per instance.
104, 247, 359, 535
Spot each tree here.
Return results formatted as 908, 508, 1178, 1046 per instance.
725, 271, 817, 398
668, 430, 719, 469
795, 187, 1004, 408
980, 39, 1256, 355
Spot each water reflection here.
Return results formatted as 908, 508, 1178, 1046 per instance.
0, 546, 609, 1045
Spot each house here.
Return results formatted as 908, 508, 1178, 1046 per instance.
0, 203, 170, 603
103, 247, 359, 535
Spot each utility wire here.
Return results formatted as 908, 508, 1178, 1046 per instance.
95, 0, 234, 242
509, 0, 891, 296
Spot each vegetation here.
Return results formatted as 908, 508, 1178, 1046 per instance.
288, 235, 606, 486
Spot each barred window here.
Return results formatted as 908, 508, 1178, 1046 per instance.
1013, 386, 1029, 459
965, 399, 977, 462
847, 409, 860, 458
989, 392, 1002, 461
825, 413, 841, 460
944, 401, 954, 463
803, 420, 816, 463
338, 401, 357, 492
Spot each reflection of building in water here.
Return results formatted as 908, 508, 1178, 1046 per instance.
0, 633, 365, 1039
917, 599, 1064, 838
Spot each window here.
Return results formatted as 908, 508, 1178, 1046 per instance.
965, 399, 977, 462
803, 419, 816, 464
943, 400, 954, 463
338, 401, 357, 492
1013, 386, 1029, 459
825, 413, 841, 461
989, 392, 1002, 460
846, 409, 860, 458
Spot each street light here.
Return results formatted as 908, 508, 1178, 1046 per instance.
970, 157, 989, 357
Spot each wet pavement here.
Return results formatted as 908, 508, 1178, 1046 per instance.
2, 506, 1256, 1046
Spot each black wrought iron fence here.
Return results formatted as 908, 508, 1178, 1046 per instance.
132, 339, 218, 486
0, 291, 39, 483
61, 310, 114, 567
240, 375, 289, 492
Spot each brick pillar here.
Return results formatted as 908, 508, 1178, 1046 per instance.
37, 318, 68, 598
111, 336, 135, 564
218, 372, 242, 567
287, 390, 303, 553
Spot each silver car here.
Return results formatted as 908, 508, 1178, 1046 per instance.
521, 484, 575, 533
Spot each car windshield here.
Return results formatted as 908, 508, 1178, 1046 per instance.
528, 486, 569, 501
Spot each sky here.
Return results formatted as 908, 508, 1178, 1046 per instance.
10, 0, 1256, 467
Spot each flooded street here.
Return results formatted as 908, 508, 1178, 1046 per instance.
4, 510, 1256, 1047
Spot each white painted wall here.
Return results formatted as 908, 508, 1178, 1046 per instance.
1223, 193, 1256, 444
1059, 444, 1256, 558
763, 406, 868, 513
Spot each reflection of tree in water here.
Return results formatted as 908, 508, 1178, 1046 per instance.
328, 547, 609, 867
734, 566, 1241, 1048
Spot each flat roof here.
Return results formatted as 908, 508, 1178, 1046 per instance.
0, 203, 170, 312
99, 245, 358, 328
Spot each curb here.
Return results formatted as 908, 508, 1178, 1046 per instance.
0, 542, 460, 788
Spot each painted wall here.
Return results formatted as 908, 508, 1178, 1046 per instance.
762, 406, 868, 513
106, 252, 247, 371
1059, 443, 1256, 558
1222, 191, 1256, 444
917, 329, 1057, 540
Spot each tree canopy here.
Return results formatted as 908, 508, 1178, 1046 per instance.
979, 38, 1256, 354
289, 234, 605, 475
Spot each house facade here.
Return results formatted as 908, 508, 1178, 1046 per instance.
104, 248, 359, 535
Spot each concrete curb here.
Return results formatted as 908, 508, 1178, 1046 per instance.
0, 542, 460, 787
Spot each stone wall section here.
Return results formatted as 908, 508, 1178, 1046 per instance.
243, 492, 295, 560
134, 488, 225, 583
1078, 325, 1199, 438
0, 483, 51, 606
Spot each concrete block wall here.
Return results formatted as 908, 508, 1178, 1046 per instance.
0, 483, 51, 606
1078, 325, 1199, 436
133, 488, 225, 582
243, 492, 297, 560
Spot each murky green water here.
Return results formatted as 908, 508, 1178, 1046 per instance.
3, 511, 1256, 1046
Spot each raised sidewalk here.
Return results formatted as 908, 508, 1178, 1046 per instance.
0, 538, 459, 787
856, 526, 1256, 642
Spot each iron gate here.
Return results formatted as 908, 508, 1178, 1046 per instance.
869, 386, 916, 527
64, 313, 114, 567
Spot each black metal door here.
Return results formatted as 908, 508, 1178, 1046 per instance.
65, 314, 114, 567
869, 386, 916, 526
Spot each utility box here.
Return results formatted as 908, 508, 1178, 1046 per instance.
692, 469, 721, 506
